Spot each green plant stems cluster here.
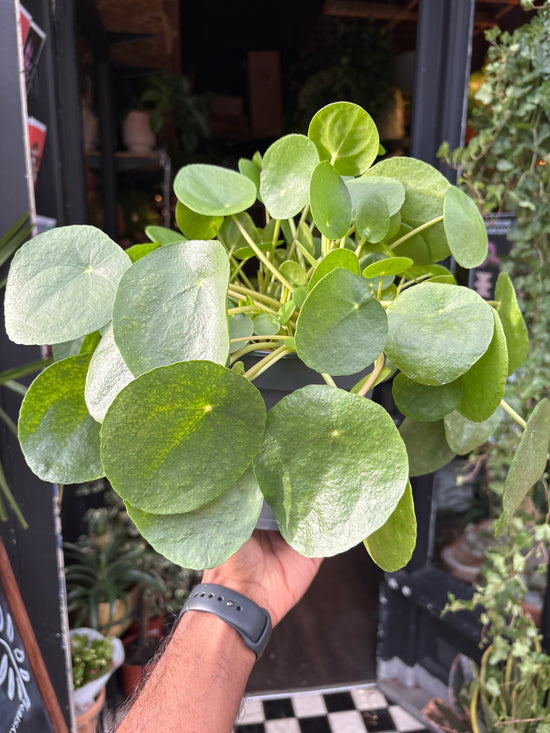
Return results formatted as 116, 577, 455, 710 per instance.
70, 632, 113, 689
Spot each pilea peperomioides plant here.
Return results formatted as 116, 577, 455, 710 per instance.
4, 102, 549, 571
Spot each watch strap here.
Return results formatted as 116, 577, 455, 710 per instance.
181, 583, 272, 659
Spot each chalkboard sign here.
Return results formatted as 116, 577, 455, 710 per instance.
472, 212, 515, 300
0, 538, 68, 733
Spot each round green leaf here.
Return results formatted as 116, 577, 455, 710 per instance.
495, 271, 529, 375
362, 256, 413, 278
125, 467, 263, 570
219, 212, 260, 251
346, 176, 405, 217
260, 134, 319, 219
113, 240, 230, 376
361, 252, 395, 291
456, 308, 508, 422
385, 282, 495, 385
175, 201, 223, 239
366, 158, 451, 263
238, 157, 261, 196
173, 163, 257, 216
398, 418, 456, 476
254, 386, 409, 557
310, 161, 352, 240
392, 373, 463, 422
5, 225, 131, 345
229, 313, 253, 354
253, 313, 280, 336
18, 354, 103, 483
444, 408, 503, 455
126, 241, 162, 262
84, 324, 134, 422
496, 398, 550, 536
295, 269, 388, 375
279, 260, 308, 287
308, 102, 380, 176
364, 481, 416, 572
309, 249, 360, 291
443, 186, 488, 268
144, 226, 185, 245
101, 361, 266, 514
356, 190, 390, 243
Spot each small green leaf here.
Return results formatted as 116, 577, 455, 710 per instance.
310, 161, 352, 240
362, 256, 414, 278
279, 260, 308, 287
443, 186, 488, 268
392, 373, 463, 421
229, 313, 253, 354
126, 241, 162, 262
18, 354, 103, 483
113, 240, 230, 375
364, 481, 416, 572
385, 282, 495, 385
444, 408, 503, 455
252, 313, 280, 336
399, 418, 456, 476
295, 269, 387, 375
254, 386, 409, 557
309, 249, 361, 291
125, 467, 263, 570
144, 226, 185, 245
356, 191, 390, 243
175, 201, 223, 239
495, 271, 529, 375
277, 301, 296, 325
308, 102, 380, 176
174, 163, 257, 216
456, 309, 508, 422
5, 225, 131, 345
496, 398, 550, 536
238, 157, 261, 196
346, 176, 405, 217
101, 361, 267, 514
260, 134, 320, 219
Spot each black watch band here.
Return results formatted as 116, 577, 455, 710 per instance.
181, 583, 272, 659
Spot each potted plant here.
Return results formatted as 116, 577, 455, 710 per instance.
64, 507, 165, 637
70, 627, 124, 729
4, 101, 550, 575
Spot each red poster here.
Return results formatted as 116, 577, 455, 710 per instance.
20, 6, 32, 45
27, 117, 47, 186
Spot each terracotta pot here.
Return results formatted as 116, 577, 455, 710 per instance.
122, 110, 155, 155
76, 686, 105, 733
119, 632, 160, 698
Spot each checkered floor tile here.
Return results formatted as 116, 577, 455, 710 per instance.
234, 684, 429, 733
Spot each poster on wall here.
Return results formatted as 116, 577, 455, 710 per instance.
27, 117, 47, 186
471, 212, 515, 300
19, 6, 32, 46
23, 20, 46, 87
0, 539, 68, 732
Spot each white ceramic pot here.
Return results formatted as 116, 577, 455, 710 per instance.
122, 110, 155, 155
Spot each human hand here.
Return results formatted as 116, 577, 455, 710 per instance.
202, 530, 322, 626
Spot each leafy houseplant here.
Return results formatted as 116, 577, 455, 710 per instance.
70, 627, 124, 714
64, 508, 165, 635
4, 101, 550, 573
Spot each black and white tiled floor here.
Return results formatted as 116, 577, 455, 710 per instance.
234, 684, 429, 733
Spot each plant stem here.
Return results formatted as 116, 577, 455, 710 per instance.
228, 285, 281, 309
229, 341, 281, 364
358, 354, 385, 397
500, 399, 527, 429
243, 345, 291, 381
232, 215, 295, 293
321, 373, 337, 387
0, 460, 28, 529
388, 215, 444, 250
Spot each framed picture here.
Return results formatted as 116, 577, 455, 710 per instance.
19, 6, 32, 46
0, 539, 68, 732
23, 20, 46, 87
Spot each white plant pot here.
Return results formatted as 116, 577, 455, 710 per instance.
122, 110, 156, 155
71, 627, 124, 715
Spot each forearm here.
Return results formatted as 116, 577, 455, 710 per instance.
115, 609, 256, 733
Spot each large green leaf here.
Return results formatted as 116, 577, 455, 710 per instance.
175, 201, 223, 239
260, 134, 319, 219
495, 271, 529, 375
392, 373, 463, 422
366, 158, 451, 263
101, 361, 266, 514
456, 309, 508, 422
443, 187, 488, 268
113, 240, 230, 376
254, 386, 409, 557
308, 102, 379, 176
125, 467, 263, 570
309, 248, 361, 291
295, 269, 387, 375
385, 282, 495, 385
444, 408, 503, 455
345, 176, 405, 217
84, 324, 134, 422
496, 398, 550, 536
18, 354, 103, 483
310, 161, 352, 240
364, 481, 416, 571
173, 164, 257, 216
399, 418, 456, 476
5, 225, 131, 345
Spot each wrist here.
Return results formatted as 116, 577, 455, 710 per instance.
201, 570, 277, 625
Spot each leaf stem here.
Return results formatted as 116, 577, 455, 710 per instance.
358, 354, 385, 397
243, 344, 291, 381
228, 284, 281, 308
388, 214, 444, 250
229, 341, 282, 364
500, 398, 527, 429
232, 215, 295, 293
321, 373, 337, 387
